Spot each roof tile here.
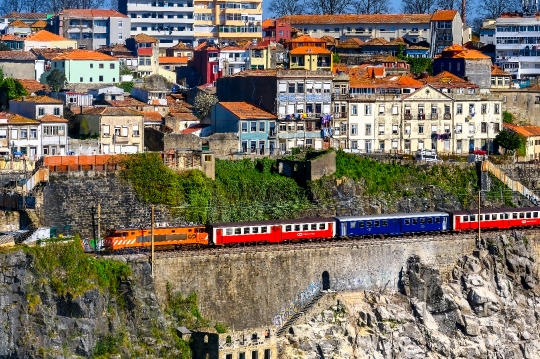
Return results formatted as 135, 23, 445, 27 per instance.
52, 49, 117, 61
431, 9, 458, 21
504, 123, 540, 137
0, 51, 36, 60
131, 33, 158, 43
290, 46, 331, 55
9, 19, 29, 28
289, 34, 326, 43
0, 112, 39, 124
219, 102, 277, 120
143, 111, 163, 122
39, 114, 68, 123
16, 79, 49, 93
159, 56, 189, 64
2, 12, 49, 20
25, 30, 70, 42
14, 95, 62, 104
491, 65, 511, 76
280, 14, 432, 25
30, 20, 47, 28
60, 9, 128, 18
82, 107, 144, 116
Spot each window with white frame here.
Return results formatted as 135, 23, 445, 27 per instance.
392, 139, 398, 149
431, 125, 437, 134
378, 124, 384, 135
351, 124, 357, 135
365, 105, 371, 115
20, 129, 27, 139
103, 125, 110, 136
121, 127, 128, 136
378, 105, 384, 114
351, 105, 357, 115
11, 129, 17, 139
392, 105, 398, 115
469, 124, 475, 133
0, 129, 6, 139
114, 127, 121, 135
30, 129, 37, 139
405, 125, 410, 134
456, 124, 462, 133
133, 125, 140, 136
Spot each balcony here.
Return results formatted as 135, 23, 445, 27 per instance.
444, 113, 451, 119
404, 113, 411, 120
114, 135, 129, 143
332, 93, 350, 100
333, 112, 348, 119
418, 114, 425, 120
430, 113, 438, 120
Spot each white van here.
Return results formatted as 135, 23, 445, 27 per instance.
415, 150, 443, 163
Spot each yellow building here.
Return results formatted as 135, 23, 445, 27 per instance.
504, 123, 540, 160
194, 0, 262, 41
289, 47, 332, 71
249, 42, 272, 69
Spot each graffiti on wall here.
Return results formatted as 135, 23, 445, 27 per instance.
271, 281, 321, 328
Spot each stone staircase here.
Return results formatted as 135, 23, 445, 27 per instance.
276, 292, 325, 337
481, 161, 540, 206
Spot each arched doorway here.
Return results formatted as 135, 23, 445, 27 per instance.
322, 271, 330, 290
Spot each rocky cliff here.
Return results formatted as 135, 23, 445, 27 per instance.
0, 244, 189, 359
280, 232, 540, 359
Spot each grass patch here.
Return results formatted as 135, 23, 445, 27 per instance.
23, 236, 131, 298
165, 283, 210, 330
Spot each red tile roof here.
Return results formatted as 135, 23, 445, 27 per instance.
25, 30, 70, 42
39, 114, 68, 123
82, 107, 144, 116
491, 65, 511, 76
431, 9, 458, 21
289, 34, 326, 43
9, 19, 29, 28
363, 37, 390, 46
290, 46, 331, 55
53, 50, 117, 61
0, 51, 36, 60
30, 20, 47, 28
419, 71, 478, 88
143, 111, 163, 122
180, 123, 209, 134
219, 102, 277, 119
97, 96, 147, 108
131, 33, 158, 43
2, 12, 48, 20
17, 79, 49, 93
0, 112, 39, 124
280, 14, 432, 25
60, 9, 128, 18
14, 95, 62, 104
337, 38, 364, 48
170, 41, 192, 50
504, 123, 540, 137
0, 34, 23, 41
262, 19, 275, 27
159, 57, 189, 64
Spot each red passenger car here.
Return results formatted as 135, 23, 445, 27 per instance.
208, 218, 335, 245
451, 207, 540, 231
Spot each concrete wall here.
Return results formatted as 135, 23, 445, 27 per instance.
492, 88, 540, 125
153, 235, 477, 330
39, 171, 171, 237
206, 133, 239, 156
277, 151, 336, 182
0, 60, 36, 80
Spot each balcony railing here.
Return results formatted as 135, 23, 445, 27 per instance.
404, 113, 411, 120
418, 114, 425, 120
431, 113, 438, 120
333, 112, 348, 119
444, 113, 451, 119
113, 135, 129, 143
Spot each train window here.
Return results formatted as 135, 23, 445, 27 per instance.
349, 221, 356, 228
412, 219, 418, 225
382, 220, 388, 226
366, 221, 372, 227
526, 212, 532, 218
359, 221, 364, 228
226, 228, 233, 235
404, 219, 410, 225
252, 227, 259, 234
492, 214, 497, 220
294, 225, 301, 231
122, 232, 127, 237
535, 212, 539, 218
505, 213, 509, 219
374, 221, 380, 227
188, 229, 192, 232
513, 213, 518, 219
520, 212, 525, 219
244, 227, 250, 234
261, 227, 268, 233
470, 215, 476, 221
172, 230, 175, 233
235, 228, 241, 234
285, 225, 291, 232
303, 224, 309, 230
319, 223, 326, 230
435, 218, 440, 223
311, 224, 317, 230
427, 218, 433, 224
420, 218, 425, 224
131, 232, 135, 235
463, 216, 468, 222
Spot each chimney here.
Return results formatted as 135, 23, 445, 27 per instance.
462, 0, 466, 27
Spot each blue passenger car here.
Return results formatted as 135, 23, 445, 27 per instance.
335, 212, 450, 237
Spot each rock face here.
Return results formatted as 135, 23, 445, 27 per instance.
0, 251, 177, 358
279, 233, 540, 359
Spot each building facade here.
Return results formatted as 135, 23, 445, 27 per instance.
23, 30, 78, 51
504, 123, 540, 160
51, 9, 131, 50
119, 0, 195, 47
126, 34, 160, 77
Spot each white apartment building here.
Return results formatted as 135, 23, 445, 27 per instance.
495, 13, 540, 79
119, 0, 195, 47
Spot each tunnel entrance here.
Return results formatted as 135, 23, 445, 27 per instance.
322, 271, 330, 290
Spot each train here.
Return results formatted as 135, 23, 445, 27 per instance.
102, 206, 540, 251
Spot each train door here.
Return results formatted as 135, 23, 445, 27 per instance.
442, 217, 447, 230
341, 222, 347, 236
272, 225, 280, 242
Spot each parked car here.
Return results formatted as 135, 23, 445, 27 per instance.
414, 150, 443, 163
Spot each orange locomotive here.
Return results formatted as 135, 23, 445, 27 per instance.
104, 225, 208, 251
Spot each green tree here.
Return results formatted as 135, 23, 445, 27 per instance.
502, 110, 514, 124
495, 129, 524, 154
118, 81, 134, 93
0, 43, 11, 51
193, 91, 218, 119
0, 78, 27, 100
119, 63, 132, 76
46, 69, 66, 91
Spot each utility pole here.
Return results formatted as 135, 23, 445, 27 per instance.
478, 191, 481, 246
151, 205, 155, 278
90, 206, 97, 254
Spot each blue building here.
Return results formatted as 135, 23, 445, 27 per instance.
405, 46, 429, 58
211, 102, 278, 155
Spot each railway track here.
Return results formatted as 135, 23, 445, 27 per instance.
100, 228, 540, 259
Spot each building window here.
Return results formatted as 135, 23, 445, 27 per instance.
379, 105, 384, 114
351, 105, 357, 115
103, 125, 110, 136
495, 104, 500, 114
456, 104, 462, 115
118, 21, 123, 28
481, 122, 487, 133
365, 105, 371, 115
133, 125, 139, 136
288, 83, 295, 93
80, 77, 83, 82
213, 65, 218, 73
418, 125, 424, 134
90, 63, 93, 68
99, 63, 104, 69
392, 125, 398, 134
365, 124, 371, 135
38, 108, 44, 116
118, 33, 123, 40
481, 104, 487, 114
110, 63, 115, 69
378, 124, 384, 135
494, 123, 500, 133
30, 129, 37, 138
259, 122, 265, 132
351, 124, 357, 135
297, 83, 304, 93
90, 77, 93, 82
54, 108, 60, 116
241, 122, 247, 132
99, 76, 104, 82
20, 129, 27, 139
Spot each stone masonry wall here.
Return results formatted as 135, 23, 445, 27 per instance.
39, 171, 171, 237
153, 235, 477, 331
